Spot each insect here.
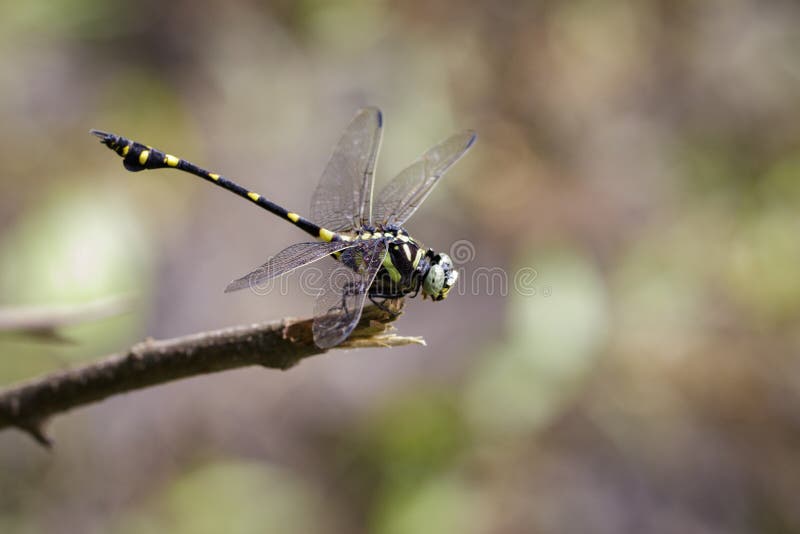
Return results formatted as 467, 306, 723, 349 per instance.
91, 108, 476, 348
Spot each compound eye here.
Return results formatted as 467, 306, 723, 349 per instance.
423, 264, 445, 297
446, 269, 459, 288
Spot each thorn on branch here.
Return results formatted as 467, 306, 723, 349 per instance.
19, 420, 52, 448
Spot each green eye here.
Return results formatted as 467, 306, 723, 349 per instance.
424, 265, 445, 296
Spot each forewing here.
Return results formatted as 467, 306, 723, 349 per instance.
224, 241, 357, 293
310, 107, 383, 231
373, 131, 476, 227
312, 239, 387, 348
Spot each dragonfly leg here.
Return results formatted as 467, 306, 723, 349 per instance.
368, 295, 403, 317
328, 280, 365, 323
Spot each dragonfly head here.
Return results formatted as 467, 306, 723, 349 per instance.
422, 251, 458, 301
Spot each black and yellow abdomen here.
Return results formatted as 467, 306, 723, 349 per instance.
91, 130, 340, 243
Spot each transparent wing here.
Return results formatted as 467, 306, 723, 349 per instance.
312, 239, 387, 348
372, 131, 476, 227
310, 107, 383, 232
224, 241, 357, 293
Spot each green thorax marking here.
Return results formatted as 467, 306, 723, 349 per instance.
382, 250, 402, 283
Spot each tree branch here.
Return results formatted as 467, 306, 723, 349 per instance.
0, 301, 420, 447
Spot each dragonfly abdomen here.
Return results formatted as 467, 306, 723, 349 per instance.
90, 130, 342, 243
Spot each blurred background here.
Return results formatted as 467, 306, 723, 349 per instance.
1, 0, 799, 532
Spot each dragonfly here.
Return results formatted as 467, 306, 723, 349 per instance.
91, 108, 476, 348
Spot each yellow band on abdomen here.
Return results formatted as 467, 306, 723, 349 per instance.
319, 228, 335, 242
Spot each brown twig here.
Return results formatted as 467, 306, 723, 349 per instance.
0, 301, 421, 447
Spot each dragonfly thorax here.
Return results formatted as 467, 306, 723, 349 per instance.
350, 226, 457, 302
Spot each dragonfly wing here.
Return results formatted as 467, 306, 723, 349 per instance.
310, 107, 383, 232
373, 131, 476, 227
224, 240, 358, 293
312, 239, 387, 348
